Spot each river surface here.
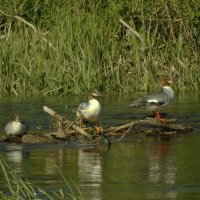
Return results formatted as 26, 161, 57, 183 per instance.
0, 93, 200, 200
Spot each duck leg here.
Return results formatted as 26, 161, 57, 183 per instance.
153, 111, 166, 123
94, 121, 104, 133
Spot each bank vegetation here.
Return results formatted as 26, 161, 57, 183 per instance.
0, 0, 200, 96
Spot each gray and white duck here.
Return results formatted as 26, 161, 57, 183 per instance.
5, 114, 28, 136
129, 79, 174, 121
76, 90, 103, 132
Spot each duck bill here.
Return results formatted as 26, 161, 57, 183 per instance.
168, 80, 173, 84
92, 92, 103, 97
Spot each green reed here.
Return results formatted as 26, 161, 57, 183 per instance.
0, 159, 84, 200
0, 0, 200, 96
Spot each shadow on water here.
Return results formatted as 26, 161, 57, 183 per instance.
0, 93, 200, 199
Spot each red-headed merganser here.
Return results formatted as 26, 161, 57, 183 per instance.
129, 79, 174, 121
5, 114, 28, 136
76, 90, 103, 132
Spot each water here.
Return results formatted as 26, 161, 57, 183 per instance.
0, 93, 200, 200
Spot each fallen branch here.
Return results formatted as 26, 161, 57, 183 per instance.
104, 117, 192, 136
15, 16, 56, 50
119, 18, 144, 45
43, 106, 92, 139
0, 106, 193, 145
0, 10, 56, 49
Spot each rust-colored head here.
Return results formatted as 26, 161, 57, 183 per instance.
161, 78, 173, 86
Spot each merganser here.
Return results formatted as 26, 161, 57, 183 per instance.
76, 90, 103, 132
5, 114, 28, 136
129, 79, 174, 121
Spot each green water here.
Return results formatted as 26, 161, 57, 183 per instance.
0, 93, 200, 200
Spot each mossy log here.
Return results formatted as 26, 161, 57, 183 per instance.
0, 106, 193, 144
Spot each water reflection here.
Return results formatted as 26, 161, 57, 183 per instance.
78, 148, 104, 200
5, 144, 29, 174
1, 137, 200, 199
147, 141, 178, 199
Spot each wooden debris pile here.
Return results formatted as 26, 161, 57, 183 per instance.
0, 106, 193, 144
104, 117, 193, 140
43, 106, 193, 143
44, 106, 94, 140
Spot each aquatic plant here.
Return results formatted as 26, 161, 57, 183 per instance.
0, 0, 200, 96
0, 160, 84, 200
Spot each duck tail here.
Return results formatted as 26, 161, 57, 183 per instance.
129, 98, 144, 108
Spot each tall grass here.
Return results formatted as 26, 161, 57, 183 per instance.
0, 159, 84, 200
0, 0, 200, 96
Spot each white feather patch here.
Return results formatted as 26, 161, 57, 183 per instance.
163, 86, 171, 90
147, 99, 159, 103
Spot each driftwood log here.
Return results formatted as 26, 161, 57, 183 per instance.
104, 118, 193, 140
43, 106, 92, 139
43, 106, 193, 143
0, 106, 193, 144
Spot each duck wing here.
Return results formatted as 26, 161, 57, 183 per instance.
77, 102, 89, 111
130, 90, 169, 108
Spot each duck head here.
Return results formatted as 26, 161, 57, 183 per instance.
161, 78, 174, 100
88, 90, 103, 99
13, 114, 20, 122
161, 78, 173, 86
